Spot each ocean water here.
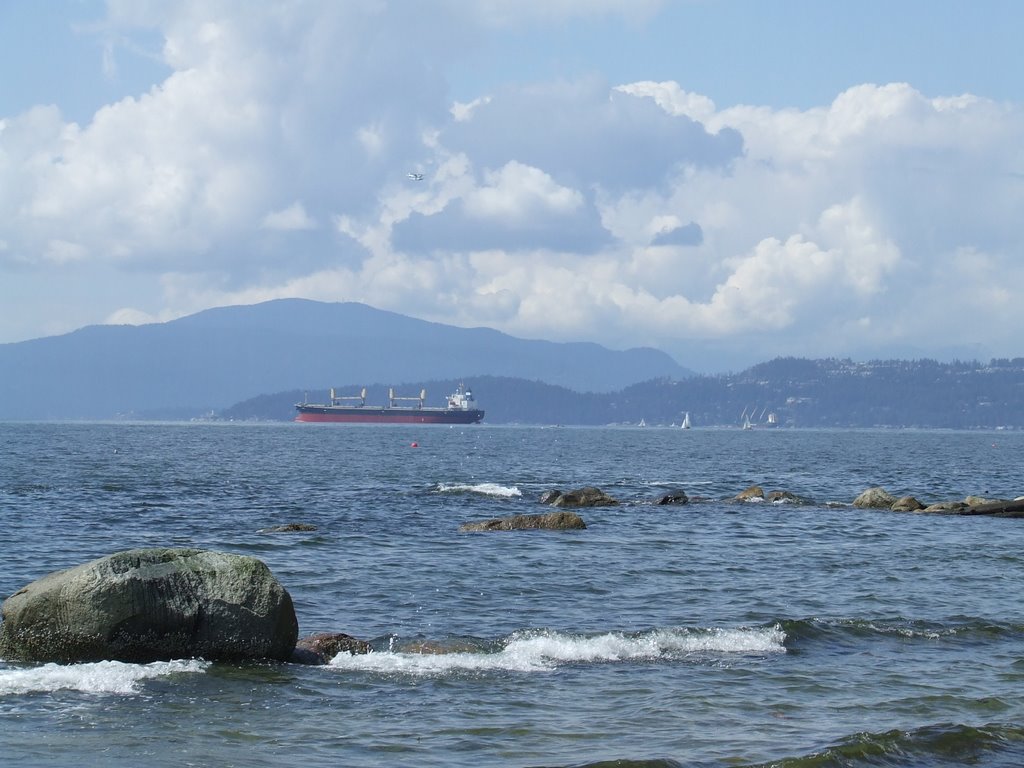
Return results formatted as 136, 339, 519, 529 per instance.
2, 422, 1024, 767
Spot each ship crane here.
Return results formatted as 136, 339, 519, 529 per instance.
389, 388, 427, 409
330, 387, 367, 406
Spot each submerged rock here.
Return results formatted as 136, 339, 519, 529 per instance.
258, 523, 318, 533
735, 485, 765, 502
959, 499, 1024, 518
766, 490, 810, 505
965, 495, 1003, 507
733, 487, 809, 505
0, 548, 298, 664
920, 501, 969, 514
291, 632, 371, 665
655, 491, 689, 505
399, 638, 481, 654
460, 511, 587, 532
546, 486, 618, 508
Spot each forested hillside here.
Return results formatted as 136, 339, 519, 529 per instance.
217, 357, 1024, 428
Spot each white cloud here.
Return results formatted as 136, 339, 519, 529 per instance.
464, 162, 583, 221
451, 96, 491, 122
694, 197, 899, 336
615, 81, 717, 125
2, 3, 1024, 371
261, 202, 316, 231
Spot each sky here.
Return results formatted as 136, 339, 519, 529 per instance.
2, 1, 1023, 373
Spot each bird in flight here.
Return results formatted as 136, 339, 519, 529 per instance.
406, 172, 425, 181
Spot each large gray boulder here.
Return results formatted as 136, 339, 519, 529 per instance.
0, 548, 298, 664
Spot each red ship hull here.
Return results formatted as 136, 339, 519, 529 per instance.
294, 406, 484, 424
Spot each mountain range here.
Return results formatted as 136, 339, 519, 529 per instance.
0, 299, 692, 420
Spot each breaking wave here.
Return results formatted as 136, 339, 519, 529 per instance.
327, 625, 785, 676
0, 659, 210, 696
434, 482, 522, 498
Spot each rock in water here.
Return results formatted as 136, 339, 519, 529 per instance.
959, 499, 1024, 518
258, 523, 318, 533
891, 496, 926, 512
852, 487, 897, 509
656, 491, 689, 505
735, 485, 765, 502
0, 548, 298, 664
460, 511, 587, 532
548, 487, 618, 508
539, 490, 564, 505
291, 632, 372, 665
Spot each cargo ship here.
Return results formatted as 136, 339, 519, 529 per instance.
294, 382, 484, 424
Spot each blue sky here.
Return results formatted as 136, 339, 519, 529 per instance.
2, 1, 1023, 371
9, 2, 1022, 121
454, 1, 1024, 109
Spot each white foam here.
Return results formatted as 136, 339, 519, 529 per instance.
0, 659, 209, 696
329, 647, 555, 675
653, 626, 788, 654
435, 482, 522, 498
504, 626, 786, 661
327, 626, 785, 677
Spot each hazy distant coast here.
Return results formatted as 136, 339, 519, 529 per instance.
3, 299, 1022, 428
222, 357, 1024, 429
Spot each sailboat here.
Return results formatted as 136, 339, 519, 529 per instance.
741, 407, 753, 430
681, 412, 692, 429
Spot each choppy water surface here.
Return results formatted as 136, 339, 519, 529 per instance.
2, 423, 1024, 767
